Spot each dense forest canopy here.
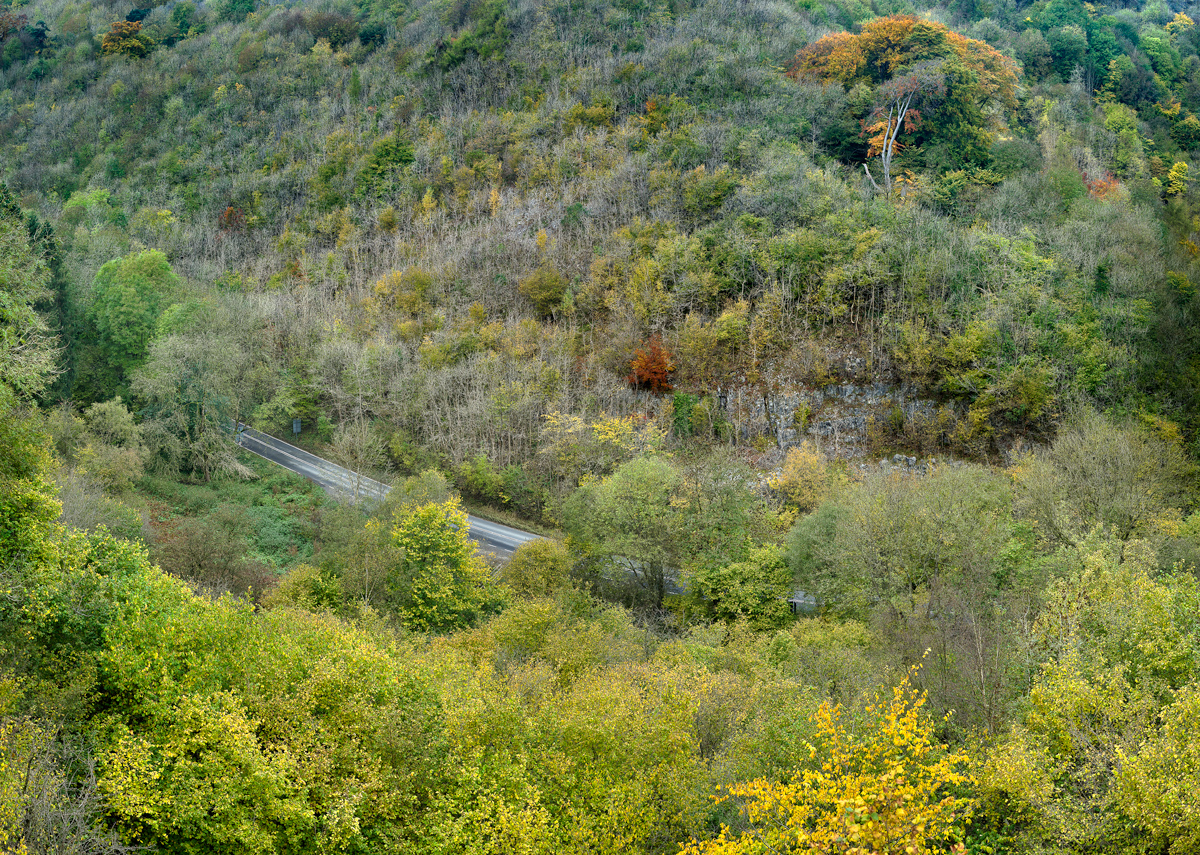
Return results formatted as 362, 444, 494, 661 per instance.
4, 0, 1200, 852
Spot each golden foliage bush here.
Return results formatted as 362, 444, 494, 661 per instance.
682, 666, 974, 855
768, 441, 832, 512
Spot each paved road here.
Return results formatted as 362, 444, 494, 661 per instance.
236, 426, 540, 558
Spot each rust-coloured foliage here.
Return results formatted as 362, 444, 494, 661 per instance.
0, 11, 29, 42
1085, 173, 1121, 199
218, 207, 246, 233
628, 334, 675, 393
787, 15, 1017, 109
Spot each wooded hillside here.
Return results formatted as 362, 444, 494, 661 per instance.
4, 0, 1200, 851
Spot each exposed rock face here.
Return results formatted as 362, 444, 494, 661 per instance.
859, 453, 949, 477
734, 381, 938, 458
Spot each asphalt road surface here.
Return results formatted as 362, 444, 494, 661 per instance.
236, 425, 540, 558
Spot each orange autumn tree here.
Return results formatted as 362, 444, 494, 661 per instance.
681, 667, 976, 855
788, 16, 1017, 194
628, 334, 675, 393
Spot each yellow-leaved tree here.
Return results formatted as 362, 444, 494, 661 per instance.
682, 667, 975, 855
769, 441, 838, 512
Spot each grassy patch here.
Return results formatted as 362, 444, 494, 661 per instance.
131, 451, 325, 582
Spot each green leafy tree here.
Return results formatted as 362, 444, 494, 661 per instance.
357, 134, 415, 198
170, 2, 198, 37
388, 498, 505, 632
87, 250, 179, 389
500, 538, 572, 597
674, 301, 748, 394
689, 544, 795, 629
213, 0, 254, 24
0, 406, 60, 569
71, 397, 147, 493
306, 471, 453, 611
0, 532, 178, 855
132, 334, 250, 482
977, 541, 1200, 852
0, 189, 60, 565
563, 456, 685, 609
97, 594, 450, 853
428, 0, 509, 71
787, 465, 1049, 730
518, 265, 567, 318
566, 453, 771, 610
786, 466, 1020, 619
673, 450, 774, 566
